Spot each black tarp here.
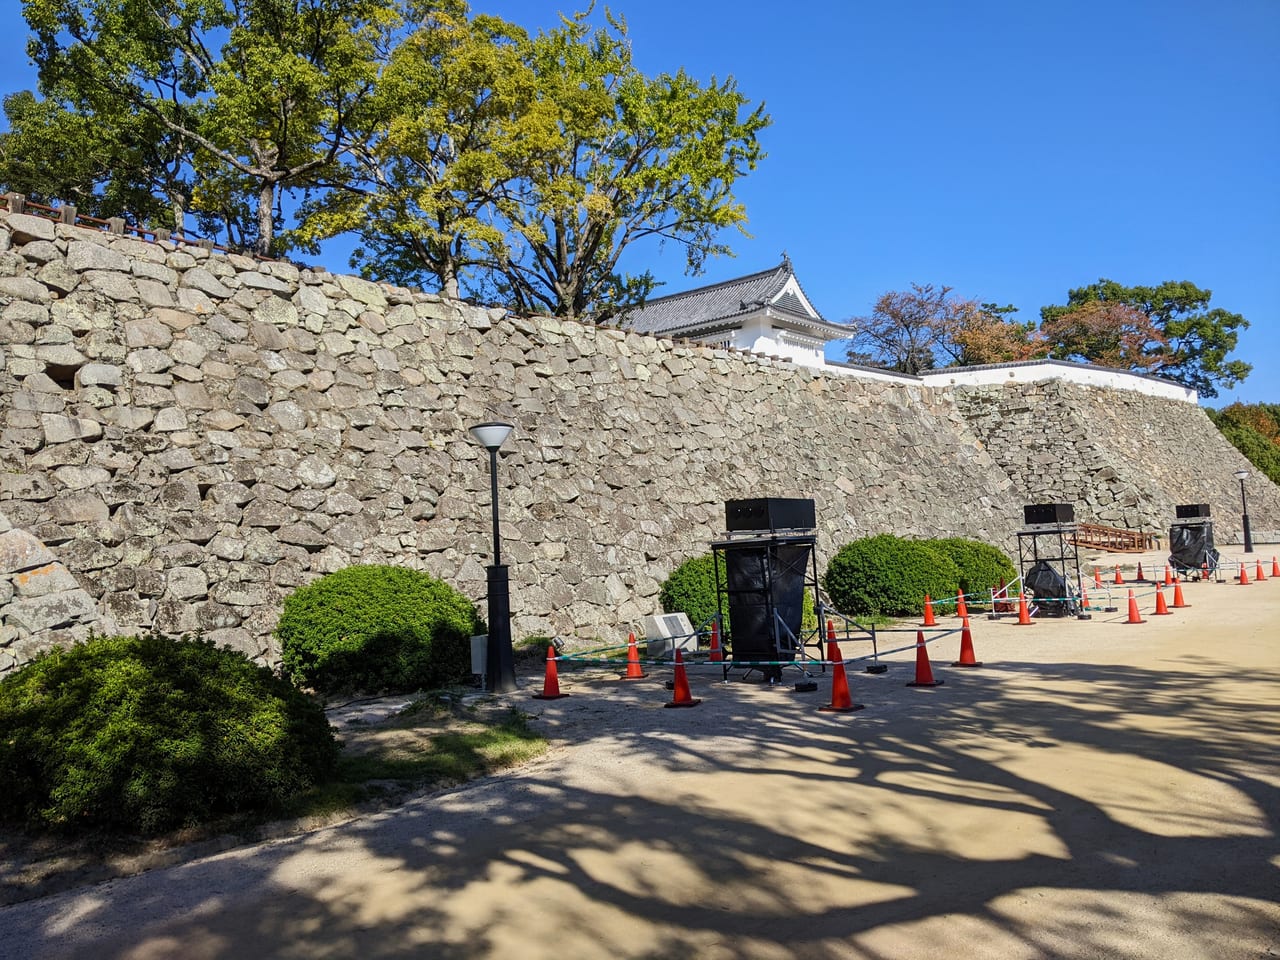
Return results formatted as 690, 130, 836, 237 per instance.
1024, 559, 1076, 617
722, 541, 811, 662
1168, 522, 1219, 573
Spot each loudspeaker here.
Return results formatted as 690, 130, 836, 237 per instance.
725, 497, 816, 533
1023, 503, 1075, 526
1175, 503, 1211, 519
721, 540, 811, 661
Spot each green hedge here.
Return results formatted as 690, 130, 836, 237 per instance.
823, 534, 961, 619
928, 538, 1018, 609
277, 565, 484, 695
0, 634, 338, 834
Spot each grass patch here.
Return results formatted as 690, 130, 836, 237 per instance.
290, 700, 547, 818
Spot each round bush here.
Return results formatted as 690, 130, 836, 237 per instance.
0, 633, 338, 835
659, 554, 725, 631
823, 534, 961, 619
277, 565, 484, 695
928, 538, 1018, 608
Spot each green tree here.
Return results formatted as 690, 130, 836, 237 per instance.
482, 10, 770, 320
1039, 279, 1250, 397
294, 7, 548, 297
22, 0, 400, 255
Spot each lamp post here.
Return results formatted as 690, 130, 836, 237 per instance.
470, 421, 517, 692
1234, 469, 1253, 554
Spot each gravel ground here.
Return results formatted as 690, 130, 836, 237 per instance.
1, 546, 1278, 959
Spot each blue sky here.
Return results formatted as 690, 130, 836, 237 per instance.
2, 0, 1276, 405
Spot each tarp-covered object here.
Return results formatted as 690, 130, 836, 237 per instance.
1169, 522, 1219, 574
1024, 559, 1076, 617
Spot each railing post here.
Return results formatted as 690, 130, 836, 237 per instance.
4, 192, 25, 214
59, 204, 77, 225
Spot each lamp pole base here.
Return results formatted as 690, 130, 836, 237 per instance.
485, 564, 518, 693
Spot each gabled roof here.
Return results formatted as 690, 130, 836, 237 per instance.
619, 258, 849, 341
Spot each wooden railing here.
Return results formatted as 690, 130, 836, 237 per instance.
1070, 522, 1160, 553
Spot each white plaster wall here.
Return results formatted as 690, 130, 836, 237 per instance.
919, 361, 1196, 403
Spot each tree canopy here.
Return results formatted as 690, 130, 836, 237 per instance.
1040, 279, 1250, 397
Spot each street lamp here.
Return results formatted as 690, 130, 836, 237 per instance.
470, 421, 517, 692
1234, 469, 1253, 554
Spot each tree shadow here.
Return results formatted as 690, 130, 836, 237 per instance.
3, 655, 1277, 959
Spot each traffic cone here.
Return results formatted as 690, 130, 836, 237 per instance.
826, 617, 838, 643
952, 616, 982, 667
1272, 556, 1280, 578
1094, 567, 1103, 589
664, 649, 701, 708
1163, 565, 1173, 586
1256, 560, 1267, 582
621, 632, 647, 680
1016, 591, 1033, 625
1152, 587, 1171, 616
1171, 579, 1189, 608
708, 620, 724, 662
906, 630, 943, 687
1239, 562, 1250, 585
532, 646, 569, 700
955, 590, 968, 619
819, 641, 864, 712
922, 595, 937, 627
1202, 561, 1210, 582
1114, 565, 1125, 585
1125, 589, 1145, 624
1080, 583, 1091, 611
1136, 562, 1146, 583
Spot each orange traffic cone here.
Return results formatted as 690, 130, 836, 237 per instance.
1125, 589, 1145, 624
955, 590, 968, 619
1163, 565, 1173, 586
906, 630, 943, 687
1256, 560, 1267, 582
922, 595, 937, 627
1080, 583, 1091, 611
532, 646, 569, 700
1202, 561, 1210, 582
1152, 587, 1171, 616
621, 632, 647, 680
819, 641, 864, 712
952, 617, 982, 667
664, 649, 701, 708
1171, 579, 1189, 608
708, 620, 724, 662
1239, 562, 1250, 585
1016, 591, 1033, 625
1272, 556, 1280, 578
1114, 565, 1125, 585
1136, 562, 1146, 583
1094, 567, 1103, 589
826, 618, 838, 643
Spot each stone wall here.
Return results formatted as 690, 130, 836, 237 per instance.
0, 209, 1029, 673
953, 380, 1280, 536
2, 209, 1277, 674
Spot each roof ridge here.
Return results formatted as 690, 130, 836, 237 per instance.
630, 260, 790, 308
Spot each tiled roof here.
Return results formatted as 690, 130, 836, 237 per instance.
618, 260, 847, 340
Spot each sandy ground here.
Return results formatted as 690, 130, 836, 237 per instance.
1, 546, 1278, 959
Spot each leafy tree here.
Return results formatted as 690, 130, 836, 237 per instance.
481, 10, 770, 320
845, 284, 1040, 373
294, 7, 546, 297
0, 89, 191, 230
1038, 299, 1168, 373
22, 0, 400, 255
1040, 279, 1250, 397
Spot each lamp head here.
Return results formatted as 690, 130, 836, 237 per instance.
469, 421, 514, 452
1234, 469, 1249, 481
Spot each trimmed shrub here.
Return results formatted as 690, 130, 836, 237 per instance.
659, 554, 725, 631
277, 565, 484, 695
0, 633, 338, 835
823, 534, 961, 619
928, 538, 1018, 607
659, 552, 818, 637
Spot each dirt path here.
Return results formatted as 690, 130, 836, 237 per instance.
2, 556, 1278, 959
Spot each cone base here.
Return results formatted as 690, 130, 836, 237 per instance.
619, 672, 648, 680
951, 660, 983, 667
1153, 611, 1173, 616
865, 664, 887, 674
1171, 603, 1190, 609
819, 703, 865, 713
664, 699, 702, 708
906, 679, 944, 687
532, 692, 570, 700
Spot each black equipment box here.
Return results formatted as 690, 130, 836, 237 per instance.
1175, 503, 1211, 519
1023, 503, 1075, 526
725, 498, 816, 533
